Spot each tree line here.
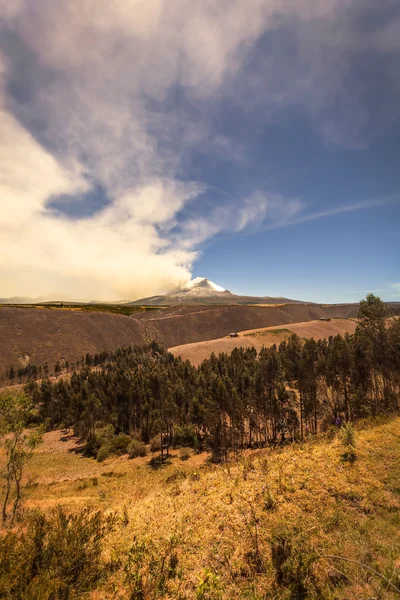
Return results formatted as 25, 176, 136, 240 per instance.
22, 295, 400, 461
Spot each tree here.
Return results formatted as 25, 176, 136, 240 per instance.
358, 294, 390, 337
0, 391, 43, 524
81, 393, 101, 441
357, 294, 391, 410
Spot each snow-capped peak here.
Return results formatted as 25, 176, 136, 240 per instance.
181, 277, 226, 295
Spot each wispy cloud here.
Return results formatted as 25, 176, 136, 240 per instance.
263, 196, 399, 231
343, 283, 400, 299
343, 290, 382, 295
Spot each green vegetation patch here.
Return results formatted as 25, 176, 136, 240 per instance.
244, 328, 292, 337
1, 303, 164, 316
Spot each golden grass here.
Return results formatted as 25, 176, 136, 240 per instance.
1, 418, 399, 598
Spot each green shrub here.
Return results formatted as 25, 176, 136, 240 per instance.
262, 486, 276, 511
97, 443, 112, 462
195, 567, 222, 599
340, 422, 355, 447
96, 424, 115, 444
93, 430, 132, 461
340, 422, 357, 463
128, 439, 147, 459
111, 433, 132, 455
271, 526, 317, 598
86, 424, 114, 457
173, 425, 197, 448
0, 507, 115, 599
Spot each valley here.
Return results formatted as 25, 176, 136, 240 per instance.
0, 301, 360, 377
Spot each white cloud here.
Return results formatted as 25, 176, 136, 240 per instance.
0, 1, 398, 299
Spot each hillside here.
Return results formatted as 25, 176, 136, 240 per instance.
136, 303, 360, 347
0, 306, 144, 376
1, 417, 399, 598
0, 303, 360, 376
170, 318, 358, 365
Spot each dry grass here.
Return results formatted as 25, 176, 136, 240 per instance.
1, 417, 399, 598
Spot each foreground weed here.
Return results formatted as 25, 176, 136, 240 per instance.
0, 507, 116, 599
271, 525, 318, 599
124, 535, 181, 599
195, 567, 222, 600
340, 422, 357, 463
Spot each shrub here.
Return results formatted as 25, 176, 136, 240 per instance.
173, 425, 197, 448
262, 486, 276, 511
128, 440, 147, 459
86, 424, 114, 457
0, 507, 115, 599
150, 436, 162, 453
97, 443, 112, 462
111, 433, 132, 455
96, 424, 115, 444
271, 526, 317, 598
340, 422, 357, 463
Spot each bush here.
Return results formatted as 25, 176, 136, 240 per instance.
340, 422, 357, 463
271, 526, 317, 597
97, 443, 112, 462
96, 424, 115, 444
111, 433, 132, 455
150, 435, 162, 453
0, 507, 115, 599
94, 431, 135, 461
173, 425, 197, 448
86, 425, 114, 457
128, 439, 147, 459
340, 422, 355, 447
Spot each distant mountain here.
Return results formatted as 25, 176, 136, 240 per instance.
0, 277, 310, 306
127, 277, 309, 306
0, 293, 76, 304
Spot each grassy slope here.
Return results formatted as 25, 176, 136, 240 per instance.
1, 417, 400, 598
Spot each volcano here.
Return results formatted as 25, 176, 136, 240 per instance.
127, 277, 308, 306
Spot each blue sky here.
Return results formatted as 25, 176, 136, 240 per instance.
0, 1, 399, 302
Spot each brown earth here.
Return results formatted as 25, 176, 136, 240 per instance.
170, 318, 358, 365
135, 303, 359, 347
0, 303, 359, 376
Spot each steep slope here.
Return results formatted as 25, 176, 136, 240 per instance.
0, 307, 144, 376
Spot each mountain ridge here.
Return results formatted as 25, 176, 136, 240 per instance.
127, 277, 310, 305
